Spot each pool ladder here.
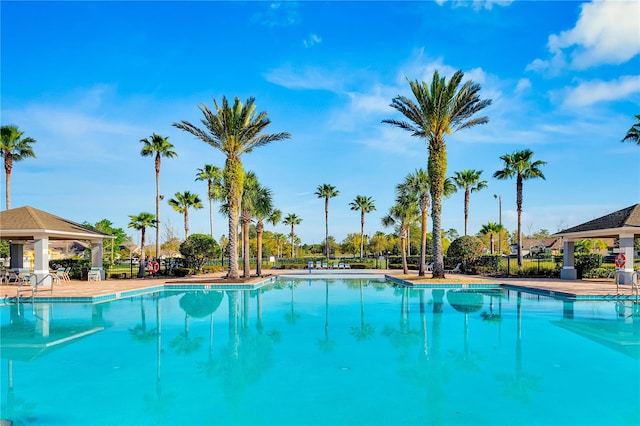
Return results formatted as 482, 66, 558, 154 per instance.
615, 271, 639, 300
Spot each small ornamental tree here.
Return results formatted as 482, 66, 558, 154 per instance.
179, 233, 221, 273
447, 235, 485, 265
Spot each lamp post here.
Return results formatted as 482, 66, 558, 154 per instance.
494, 194, 502, 255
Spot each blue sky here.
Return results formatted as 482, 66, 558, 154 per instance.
2, 0, 639, 247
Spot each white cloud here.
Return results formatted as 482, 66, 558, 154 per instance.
561, 75, 640, 107
303, 33, 322, 48
529, 0, 640, 73
436, 0, 514, 10
515, 78, 531, 94
263, 65, 345, 91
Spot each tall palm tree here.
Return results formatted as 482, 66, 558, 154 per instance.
253, 186, 280, 277
173, 96, 291, 279
452, 169, 488, 236
128, 212, 157, 278
381, 193, 419, 275
283, 213, 302, 258
349, 195, 376, 259
0, 125, 37, 210
493, 149, 546, 266
479, 222, 504, 255
195, 164, 223, 240
383, 70, 491, 277
315, 184, 339, 259
622, 114, 640, 145
140, 133, 178, 259
168, 191, 203, 239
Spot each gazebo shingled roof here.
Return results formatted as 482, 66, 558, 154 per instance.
554, 204, 640, 239
0, 206, 111, 241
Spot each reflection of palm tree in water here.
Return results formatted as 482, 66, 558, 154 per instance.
495, 292, 541, 402
446, 290, 484, 370
129, 296, 158, 343
350, 279, 376, 341
284, 281, 300, 325
318, 281, 336, 352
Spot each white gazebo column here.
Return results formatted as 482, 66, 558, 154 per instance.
616, 234, 636, 284
91, 239, 105, 280
33, 236, 52, 287
560, 240, 577, 280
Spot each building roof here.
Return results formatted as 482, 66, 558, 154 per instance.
553, 204, 640, 239
0, 206, 111, 241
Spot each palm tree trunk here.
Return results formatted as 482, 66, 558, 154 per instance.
429, 139, 446, 278
464, 187, 470, 236
256, 221, 264, 276
419, 208, 428, 276
155, 155, 161, 260
401, 226, 408, 275
360, 210, 365, 259
325, 198, 330, 259
490, 233, 495, 255
208, 181, 214, 240
4, 154, 12, 210
516, 175, 523, 267
290, 225, 295, 258
138, 228, 146, 278
225, 158, 243, 279
242, 215, 251, 278
184, 209, 189, 239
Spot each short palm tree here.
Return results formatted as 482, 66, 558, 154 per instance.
452, 169, 488, 236
173, 96, 291, 279
349, 195, 376, 259
382, 193, 419, 275
128, 212, 158, 278
622, 114, 640, 145
383, 70, 491, 277
140, 133, 178, 259
1, 125, 37, 210
168, 191, 203, 239
254, 188, 280, 277
479, 222, 504, 255
238, 172, 260, 278
195, 164, 223, 240
283, 213, 302, 258
315, 184, 339, 259
273, 232, 287, 259
493, 149, 546, 266
397, 170, 456, 276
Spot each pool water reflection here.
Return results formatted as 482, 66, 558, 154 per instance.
1, 277, 639, 425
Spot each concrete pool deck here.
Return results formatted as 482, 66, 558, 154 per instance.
1, 269, 638, 302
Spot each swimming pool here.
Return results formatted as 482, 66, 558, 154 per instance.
1, 277, 638, 425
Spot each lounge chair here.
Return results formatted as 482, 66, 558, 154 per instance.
316, 261, 322, 269
425, 262, 434, 272
338, 262, 345, 269
445, 263, 462, 274
332, 262, 339, 269
322, 262, 328, 269
87, 267, 102, 281
57, 268, 70, 281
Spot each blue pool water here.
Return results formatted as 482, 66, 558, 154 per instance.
1, 277, 639, 425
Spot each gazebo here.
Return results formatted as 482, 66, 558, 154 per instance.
0, 206, 112, 284
554, 204, 640, 283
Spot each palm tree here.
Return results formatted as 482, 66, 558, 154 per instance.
0, 125, 36, 210
622, 114, 640, 145
315, 184, 339, 259
349, 195, 376, 259
383, 70, 491, 277
272, 232, 287, 260
452, 169, 488, 236
253, 186, 280, 277
398, 170, 456, 276
283, 213, 302, 258
195, 164, 223, 240
168, 191, 203, 239
173, 96, 291, 279
239, 172, 260, 278
493, 149, 546, 266
128, 212, 158, 278
382, 193, 419, 275
479, 222, 504, 255
140, 133, 178, 259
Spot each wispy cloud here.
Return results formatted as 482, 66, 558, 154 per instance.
435, 0, 514, 10
560, 75, 640, 108
303, 33, 322, 47
528, 0, 640, 74
263, 64, 345, 92
252, 2, 300, 27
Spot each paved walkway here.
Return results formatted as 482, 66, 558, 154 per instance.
1, 269, 637, 302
